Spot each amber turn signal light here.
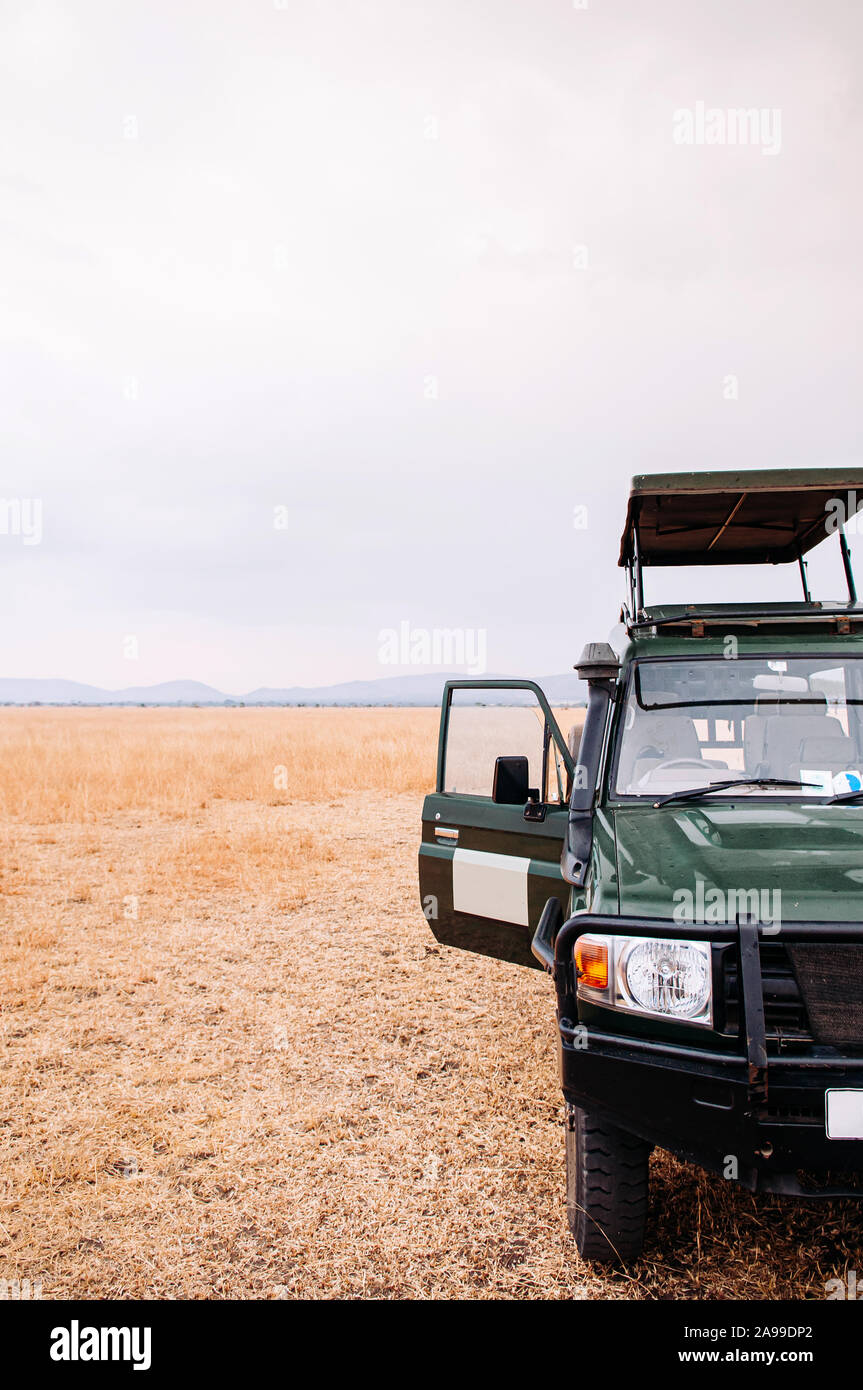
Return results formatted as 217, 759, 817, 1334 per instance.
574, 936, 609, 991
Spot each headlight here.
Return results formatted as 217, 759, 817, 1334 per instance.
618, 938, 711, 1022
575, 934, 712, 1027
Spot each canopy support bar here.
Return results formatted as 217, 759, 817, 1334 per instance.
631, 521, 645, 614
839, 524, 857, 604
797, 551, 811, 602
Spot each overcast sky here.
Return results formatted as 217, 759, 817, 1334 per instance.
2, 0, 862, 692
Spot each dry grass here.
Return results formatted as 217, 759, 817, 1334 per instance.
1, 708, 861, 1299
0, 707, 435, 822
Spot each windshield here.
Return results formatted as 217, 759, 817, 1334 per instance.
613, 656, 863, 799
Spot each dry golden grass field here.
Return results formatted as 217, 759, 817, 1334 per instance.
1, 707, 862, 1300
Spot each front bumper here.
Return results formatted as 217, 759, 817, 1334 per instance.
539, 908, 863, 1195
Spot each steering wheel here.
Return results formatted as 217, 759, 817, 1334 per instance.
649, 758, 716, 774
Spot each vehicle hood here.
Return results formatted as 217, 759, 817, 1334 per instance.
613, 803, 863, 922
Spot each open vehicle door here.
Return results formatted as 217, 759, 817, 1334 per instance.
418, 680, 578, 969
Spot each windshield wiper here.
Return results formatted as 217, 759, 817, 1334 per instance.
653, 778, 820, 808
826, 788, 863, 804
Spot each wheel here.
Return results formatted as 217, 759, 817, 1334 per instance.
565, 1105, 651, 1264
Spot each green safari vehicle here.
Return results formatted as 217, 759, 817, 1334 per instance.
419, 468, 863, 1263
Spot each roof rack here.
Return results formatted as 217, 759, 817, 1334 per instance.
627, 602, 863, 635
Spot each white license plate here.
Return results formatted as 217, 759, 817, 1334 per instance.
826, 1090, 863, 1139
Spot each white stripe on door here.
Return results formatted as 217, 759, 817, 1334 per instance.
452, 848, 530, 926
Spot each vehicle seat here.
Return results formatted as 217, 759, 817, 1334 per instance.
791, 734, 858, 781
760, 713, 846, 778
617, 712, 701, 789
743, 694, 828, 772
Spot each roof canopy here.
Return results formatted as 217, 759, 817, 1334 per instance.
619, 469, 863, 568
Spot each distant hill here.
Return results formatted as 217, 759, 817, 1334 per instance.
105, 680, 230, 704
0, 678, 230, 705
0, 672, 586, 707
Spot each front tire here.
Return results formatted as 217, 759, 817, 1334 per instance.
565, 1104, 651, 1264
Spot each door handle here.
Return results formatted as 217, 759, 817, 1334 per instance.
434, 826, 459, 842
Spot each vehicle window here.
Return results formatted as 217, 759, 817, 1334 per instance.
545, 713, 571, 804
444, 690, 547, 797
613, 657, 863, 798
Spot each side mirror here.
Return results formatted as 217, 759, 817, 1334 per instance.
492, 755, 531, 804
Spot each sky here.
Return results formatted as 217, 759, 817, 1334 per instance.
2, 0, 862, 692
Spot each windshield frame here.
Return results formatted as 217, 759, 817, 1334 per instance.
607, 650, 863, 805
